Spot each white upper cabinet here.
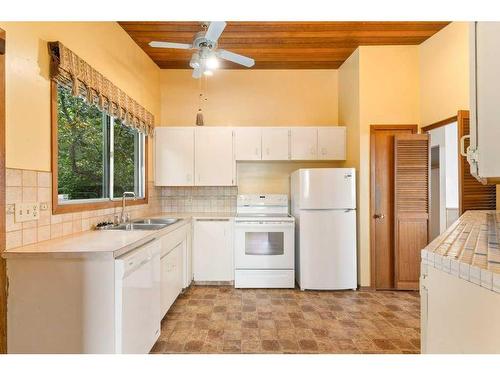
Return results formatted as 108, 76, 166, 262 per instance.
468, 22, 500, 182
262, 128, 290, 160
318, 127, 346, 160
195, 127, 235, 186
234, 127, 262, 160
155, 126, 347, 187
290, 127, 317, 160
155, 127, 194, 186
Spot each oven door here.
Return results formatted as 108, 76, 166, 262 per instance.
234, 221, 294, 269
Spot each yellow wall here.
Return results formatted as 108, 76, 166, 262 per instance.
160, 69, 340, 194
420, 22, 470, 126
420, 22, 500, 208
338, 45, 420, 286
0, 22, 161, 173
237, 161, 343, 196
338, 50, 361, 281
358, 46, 421, 286
160, 69, 338, 126
339, 50, 360, 171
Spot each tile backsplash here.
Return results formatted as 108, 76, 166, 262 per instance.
5, 168, 238, 250
159, 186, 238, 213
5, 168, 161, 250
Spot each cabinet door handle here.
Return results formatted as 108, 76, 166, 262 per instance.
460, 135, 470, 157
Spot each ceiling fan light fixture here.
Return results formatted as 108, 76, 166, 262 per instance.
205, 55, 219, 70
189, 53, 200, 69
148, 21, 255, 79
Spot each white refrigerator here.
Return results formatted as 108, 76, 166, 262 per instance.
291, 168, 357, 290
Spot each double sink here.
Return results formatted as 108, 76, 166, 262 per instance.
105, 217, 179, 231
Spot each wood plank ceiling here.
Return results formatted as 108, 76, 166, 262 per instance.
119, 22, 450, 69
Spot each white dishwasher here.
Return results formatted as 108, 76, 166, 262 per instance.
115, 239, 161, 354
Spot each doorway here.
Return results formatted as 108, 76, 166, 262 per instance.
430, 146, 441, 240
369, 124, 418, 290
422, 111, 495, 241
426, 122, 459, 241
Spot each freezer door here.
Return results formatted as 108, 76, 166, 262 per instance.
297, 168, 356, 209
298, 209, 357, 290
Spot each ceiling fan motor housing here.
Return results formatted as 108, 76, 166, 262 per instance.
193, 31, 218, 50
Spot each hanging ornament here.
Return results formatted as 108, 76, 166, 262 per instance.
196, 93, 204, 126
195, 75, 208, 126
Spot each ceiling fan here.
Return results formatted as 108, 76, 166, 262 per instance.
149, 21, 255, 78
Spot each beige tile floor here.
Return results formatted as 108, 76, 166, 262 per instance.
151, 285, 420, 354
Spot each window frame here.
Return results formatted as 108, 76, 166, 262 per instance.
51, 81, 148, 215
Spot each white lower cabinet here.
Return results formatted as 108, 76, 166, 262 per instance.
183, 223, 193, 288
159, 222, 191, 318
193, 219, 234, 282
160, 243, 183, 317
5, 220, 192, 354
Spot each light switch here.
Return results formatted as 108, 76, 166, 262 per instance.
15, 202, 40, 223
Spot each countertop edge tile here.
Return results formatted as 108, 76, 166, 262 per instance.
423, 210, 500, 293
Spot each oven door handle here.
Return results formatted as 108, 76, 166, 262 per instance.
235, 221, 293, 226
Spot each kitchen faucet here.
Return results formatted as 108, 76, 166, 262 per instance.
121, 192, 137, 223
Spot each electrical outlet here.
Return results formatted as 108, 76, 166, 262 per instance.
6, 204, 15, 215
15, 203, 40, 223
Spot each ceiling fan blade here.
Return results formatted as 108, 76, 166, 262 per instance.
205, 21, 226, 42
148, 41, 192, 49
192, 67, 202, 79
217, 49, 255, 67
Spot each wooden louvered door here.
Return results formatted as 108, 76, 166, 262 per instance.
458, 110, 496, 214
394, 134, 429, 290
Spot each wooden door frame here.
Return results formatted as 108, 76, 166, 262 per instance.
457, 110, 468, 215
369, 124, 418, 290
0, 27, 6, 353
421, 115, 458, 133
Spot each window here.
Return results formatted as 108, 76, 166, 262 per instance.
53, 83, 147, 212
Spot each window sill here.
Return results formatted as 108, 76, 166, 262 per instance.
52, 197, 149, 215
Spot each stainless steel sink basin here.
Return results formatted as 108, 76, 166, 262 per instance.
105, 223, 169, 231
102, 217, 180, 231
132, 218, 179, 225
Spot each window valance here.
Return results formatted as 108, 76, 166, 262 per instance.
48, 41, 154, 136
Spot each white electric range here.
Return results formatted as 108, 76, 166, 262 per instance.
234, 194, 295, 288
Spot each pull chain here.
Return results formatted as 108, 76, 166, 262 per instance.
196, 75, 204, 126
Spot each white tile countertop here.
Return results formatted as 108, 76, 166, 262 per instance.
1, 212, 235, 260
422, 210, 500, 292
